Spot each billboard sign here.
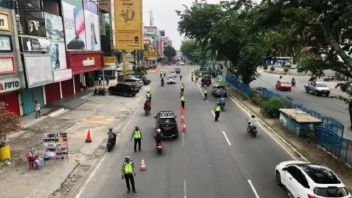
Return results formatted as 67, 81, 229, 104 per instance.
0, 12, 10, 31
115, 0, 143, 50
23, 54, 54, 88
44, 12, 64, 42
144, 26, 157, 35
20, 36, 50, 52
144, 51, 157, 58
0, 35, 12, 52
84, 0, 101, 51
0, 55, 15, 74
62, 0, 86, 50
0, 78, 21, 94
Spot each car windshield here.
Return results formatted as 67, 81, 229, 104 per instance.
281, 81, 291, 85
314, 187, 349, 197
316, 83, 327, 87
159, 118, 176, 124
298, 164, 341, 184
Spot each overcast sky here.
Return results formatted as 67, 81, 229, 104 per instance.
143, 0, 261, 50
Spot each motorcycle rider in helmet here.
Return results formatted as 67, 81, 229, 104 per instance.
248, 115, 257, 131
154, 128, 162, 145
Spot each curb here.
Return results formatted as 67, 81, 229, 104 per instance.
228, 92, 308, 161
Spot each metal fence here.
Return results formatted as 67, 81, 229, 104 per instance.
225, 75, 252, 96
316, 126, 352, 166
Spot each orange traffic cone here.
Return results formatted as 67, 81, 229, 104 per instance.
85, 130, 92, 143
182, 124, 187, 134
180, 115, 185, 123
180, 106, 185, 114
140, 158, 147, 171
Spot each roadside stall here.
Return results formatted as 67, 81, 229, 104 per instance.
279, 108, 322, 137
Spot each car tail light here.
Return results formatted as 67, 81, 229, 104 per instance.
307, 194, 319, 198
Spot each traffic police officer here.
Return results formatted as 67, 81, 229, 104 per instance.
131, 126, 143, 152
215, 102, 221, 121
121, 156, 136, 193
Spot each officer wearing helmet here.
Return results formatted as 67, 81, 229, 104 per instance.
121, 156, 136, 193
215, 102, 221, 122
131, 126, 143, 152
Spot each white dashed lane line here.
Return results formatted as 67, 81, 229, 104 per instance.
248, 180, 260, 198
222, 131, 232, 146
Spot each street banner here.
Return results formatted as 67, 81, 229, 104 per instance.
114, 0, 143, 50
144, 51, 157, 58
84, 0, 101, 51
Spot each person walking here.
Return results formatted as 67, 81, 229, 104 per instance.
215, 102, 221, 122
180, 95, 185, 109
131, 126, 142, 152
180, 74, 183, 81
191, 72, 194, 82
98, 76, 102, 86
35, 100, 41, 118
121, 156, 136, 193
180, 83, 185, 95
203, 87, 208, 100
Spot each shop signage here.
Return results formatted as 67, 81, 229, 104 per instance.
0, 78, 20, 93
23, 54, 54, 88
53, 69, 72, 82
82, 57, 95, 66
20, 36, 50, 52
0, 35, 12, 52
0, 12, 10, 31
0, 55, 15, 74
144, 51, 157, 58
144, 26, 157, 35
103, 56, 116, 64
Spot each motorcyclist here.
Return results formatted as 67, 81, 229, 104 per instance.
154, 128, 162, 145
144, 100, 151, 111
161, 77, 164, 86
107, 126, 116, 144
248, 115, 257, 131
180, 83, 185, 94
146, 91, 152, 102
219, 97, 225, 106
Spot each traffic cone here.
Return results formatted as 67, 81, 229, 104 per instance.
182, 124, 187, 134
180, 106, 185, 114
140, 158, 147, 171
85, 130, 92, 143
180, 115, 185, 123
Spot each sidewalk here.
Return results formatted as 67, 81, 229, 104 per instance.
0, 85, 148, 198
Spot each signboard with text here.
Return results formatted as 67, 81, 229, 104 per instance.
144, 51, 157, 58
0, 12, 10, 31
0, 78, 20, 94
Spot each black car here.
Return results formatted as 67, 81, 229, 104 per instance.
154, 111, 178, 139
108, 83, 139, 97
212, 85, 227, 97
201, 74, 212, 87
175, 67, 181, 74
140, 76, 151, 85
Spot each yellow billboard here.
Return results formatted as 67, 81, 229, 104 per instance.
144, 51, 158, 58
114, 0, 143, 50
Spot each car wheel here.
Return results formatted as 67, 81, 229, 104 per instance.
305, 88, 309, 93
314, 91, 318, 96
275, 171, 282, 185
109, 90, 112, 95
326, 93, 330, 97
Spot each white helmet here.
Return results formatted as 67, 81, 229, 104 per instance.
156, 128, 161, 133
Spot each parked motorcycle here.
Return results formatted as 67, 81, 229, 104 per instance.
107, 132, 117, 152
247, 123, 257, 137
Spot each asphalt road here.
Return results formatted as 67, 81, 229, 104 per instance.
251, 71, 352, 140
72, 66, 291, 198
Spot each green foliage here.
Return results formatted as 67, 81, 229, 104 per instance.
180, 40, 203, 64
251, 95, 266, 107
263, 65, 268, 70
283, 67, 289, 73
262, 97, 285, 118
163, 46, 176, 60
270, 66, 275, 72
0, 103, 19, 142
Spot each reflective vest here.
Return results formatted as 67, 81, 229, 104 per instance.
215, 106, 221, 112
146, 93, 151, 98
133, 130, 142, 139
123, 162, 134, 174
204, 89, 208, 94
181, 96, 185, 101
181, 85, 184, 90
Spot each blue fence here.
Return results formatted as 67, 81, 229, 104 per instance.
316, 126, 352, 166
225, 75, 252, 96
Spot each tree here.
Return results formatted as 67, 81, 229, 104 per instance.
163, 46, 176, 61
0, 103, 19, 144
180, 39, 206, 64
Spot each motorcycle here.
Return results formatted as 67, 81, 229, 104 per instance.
219, 97, 225, 111
161, 80, 164, 87
247, 123, 257, 137
144, 102, 151, 116
291, 79, 296, 87
107, 132, 117, 152
156, 141, 163, 155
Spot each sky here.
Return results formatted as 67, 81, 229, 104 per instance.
143, 0, 261, 50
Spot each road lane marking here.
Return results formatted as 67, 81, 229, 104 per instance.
222, 131, 232, 146
211, 110, 215, 117
248, 180, 260, 198
183, 179, 187, 198
228, 95, 300, 160
75, 155, 107, 198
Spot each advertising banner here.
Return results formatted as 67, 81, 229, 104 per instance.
62, 0, 86, 50
144, 51, 157, 58
49, 42, 67, 70
0, 35, 12, 52
0, 78, 20, 94
0, 12, 10, 31
24, 54, 54, 88
44, 12, 64, 42
53, 69, 72, 82
26, 19, 46, 37
144, 26, 157, 36
0, 55, 15, 74
84, 0, 101, 51
20, 36, 50, 52
115, 0, 143, 50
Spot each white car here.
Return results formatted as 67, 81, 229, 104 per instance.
166, 76, 176, 84
275, 161, 350, 198
169, 71, 177, 78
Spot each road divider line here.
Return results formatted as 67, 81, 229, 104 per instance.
75, 155, 107, 198
248, 180, 260, 198
222, 131, 232, 146
183, 179, 187, 198
211, 110, 215, 117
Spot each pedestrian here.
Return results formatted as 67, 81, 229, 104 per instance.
180, 95, 185, 109
98, 76, 102, 86
180, 83, 185, 93
180, 74, 182, 81
106, 77, 109, 86
131, 126, 142, 152
121, 156, 136, 193
191, 72, 193, 82
163, 72, 166, 77
215, 102, 221, 122
35, 100, 41, 118
203, 87, 208, 100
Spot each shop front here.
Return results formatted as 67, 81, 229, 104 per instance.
0, 77, 21, 115
67, 51, 104, 92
